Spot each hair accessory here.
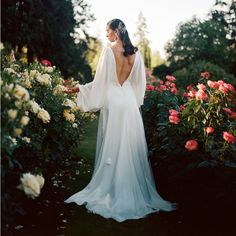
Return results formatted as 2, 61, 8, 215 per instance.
118, 22, 126, 34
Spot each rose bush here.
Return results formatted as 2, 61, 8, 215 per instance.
1, 45, 95, 230
143, 72, 236, 166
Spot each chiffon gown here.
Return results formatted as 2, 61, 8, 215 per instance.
64, 46, 177, 222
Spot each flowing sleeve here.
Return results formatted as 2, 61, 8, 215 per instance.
76, 47, 111, 112
130, 51, 146, 108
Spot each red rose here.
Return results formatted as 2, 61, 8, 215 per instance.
41, 59, 52, 67
185, 140, 198, 151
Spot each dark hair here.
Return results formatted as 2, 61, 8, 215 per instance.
107, 19, 138, 57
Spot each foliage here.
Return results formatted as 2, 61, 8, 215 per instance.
1, 0, 95, 79
173, 60, 236, 89
165, 0, 236, 77
152, 64, 173, 79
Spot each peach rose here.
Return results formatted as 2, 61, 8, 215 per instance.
185, 140, 198, 151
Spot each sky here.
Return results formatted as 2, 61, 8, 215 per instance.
85, 0, 217, 58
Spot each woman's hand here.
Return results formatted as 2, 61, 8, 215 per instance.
65, 87, 80, 94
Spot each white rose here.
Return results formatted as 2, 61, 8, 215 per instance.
10, 63, 20, 70
18, 173, 44, 199
5, 83, 14, 92
29, 100, 40, 114
4, 93, 11, 100
14, 84, 30, 101
37, 108, 51, 123
72, 123, 78, 128
44, 66, 54, 73
35, 175, 45, 189
9, 136, 17, 145
0, 42, 4, 51
4, 68, 17, 75
53, 84, 67, 95
15, 101, 23, 109
22, 137, 31, 143
29, 70, 38, 78
63, 109, 75, 123
36, 73, 51, 86
63, 98, 76, 109
8, 109, 18, 119
14, 128, 22, 137
20, 116, 30, 126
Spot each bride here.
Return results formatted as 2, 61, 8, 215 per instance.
64, 18, 177, 222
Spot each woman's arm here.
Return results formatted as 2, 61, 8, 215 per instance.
65, 87, 80, 94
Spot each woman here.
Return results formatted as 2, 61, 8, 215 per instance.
64, 19, 177, 222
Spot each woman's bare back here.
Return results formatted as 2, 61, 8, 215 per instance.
110, 46, 136, 86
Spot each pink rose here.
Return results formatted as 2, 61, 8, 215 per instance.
159, 85, 167, 91
180, 105, 185, 111
169, 115, 180, 124
187, 85, 193, 90
207, 80, 216, 88
223, 131, 235, 144
205, 127, 214, 134
200, 71, 210, 79
159, 80, 164, 85
197, 83, 206, 91
223, 108, 232, 114
185, 140, 198, 151
166, 75, 176, 82
165, 81, 171, 87
195, 89, 208, 101
188, 90, 196, 98
169, 109, 179, 116
218, 84, 228, 94
146, 85, 155, 91
224, 83, 235, 92
171, 87, 178, 94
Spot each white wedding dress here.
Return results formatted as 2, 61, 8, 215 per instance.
64, 46, 177, 222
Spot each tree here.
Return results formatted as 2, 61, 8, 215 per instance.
134, 11, 152, 68
165, 0, 236, 77
1, 0, 95, 80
